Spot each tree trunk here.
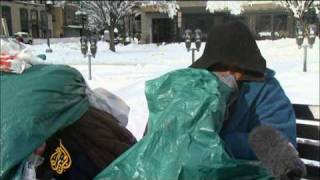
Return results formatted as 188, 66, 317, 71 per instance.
108, 25, 116, 52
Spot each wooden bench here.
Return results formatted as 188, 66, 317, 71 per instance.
293, 104, 320, 180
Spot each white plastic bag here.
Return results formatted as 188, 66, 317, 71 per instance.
0, 38, 41, 74
86, 87, 130, 127
22, 143, 46, 180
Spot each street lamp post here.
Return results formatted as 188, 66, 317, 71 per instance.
45, 1, 53, 53
296, 23, 317, 72
184, 29, 202, 63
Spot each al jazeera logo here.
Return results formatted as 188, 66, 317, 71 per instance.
50, 139, 72, 174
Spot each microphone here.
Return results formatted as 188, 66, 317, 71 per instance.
248, 125, 306, 180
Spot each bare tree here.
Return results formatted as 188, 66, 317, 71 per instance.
80, 1, 179, 52
206, 1, 244, 15
276, 0, 320, 40
276, 1, 315, 23
80, 1, 137, 52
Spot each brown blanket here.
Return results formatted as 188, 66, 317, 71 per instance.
37, 107, 136, 179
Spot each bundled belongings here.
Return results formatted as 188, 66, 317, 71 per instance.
0, 64, 89, 179
37, 107, 136, 179
94, 68, 273, 180
0, 38, 42, 74
0, 64, 136, 180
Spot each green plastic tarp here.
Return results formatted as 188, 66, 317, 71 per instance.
95, 68, 272, 180
0, 64, 90, 179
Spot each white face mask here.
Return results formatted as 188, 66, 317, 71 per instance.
214, 73, 238, 89
212, 72, 239, 106
212, 71, 240, 122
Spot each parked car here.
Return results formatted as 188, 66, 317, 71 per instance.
14, 32, 33, 45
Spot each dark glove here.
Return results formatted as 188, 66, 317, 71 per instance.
248, 125, 306, 180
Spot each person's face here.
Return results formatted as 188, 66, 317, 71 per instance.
212, 65, 245, 81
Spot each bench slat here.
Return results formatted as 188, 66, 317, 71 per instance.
292, 104, 319, 179
298, 143, 320, 161
297, 138, 320, 147
297, 119, 320, 126
305, 164, 320, 179
297, 123, 320, 140
293, 104, 319, 120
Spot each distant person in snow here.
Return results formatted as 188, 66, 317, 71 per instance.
190, 21, 301, 177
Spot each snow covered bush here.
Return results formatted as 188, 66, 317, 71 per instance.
206, 1, 244, 15
275, 0, 318, 20
141, 1, 179, 19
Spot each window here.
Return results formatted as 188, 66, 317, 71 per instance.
39, 0, 46, 4
256, 15, 271, 32
40, 11, 47, 27
182, 13, 215, 34
52, 14, 56, 22
1, 6, 13, 35
30, 9, 39, 27
39, 11, 48, 37
31, 10, 37, 21
274, 14, 287, 32
20, 8, 29, 32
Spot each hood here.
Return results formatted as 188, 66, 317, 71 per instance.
190, 21, 266, 81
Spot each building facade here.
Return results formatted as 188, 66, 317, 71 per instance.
139, 1, 304, 44
51, 4, 63, 38
140, 6, 176, 44
50, 1, 81, 38
0, 0, 82, 38
242, 2, 295, 38
1, 0, 53, 38
62, 1, 81, 37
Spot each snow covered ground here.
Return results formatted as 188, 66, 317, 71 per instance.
27, 38, 319, 139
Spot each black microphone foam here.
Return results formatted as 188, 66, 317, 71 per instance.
248, 125, 306, 179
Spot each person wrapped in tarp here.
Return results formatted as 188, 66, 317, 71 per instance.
0, 38, 136, 180
94, 22, 306, 180
94, 67, 272, 180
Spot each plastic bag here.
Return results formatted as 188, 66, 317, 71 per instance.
0, 54, 30, 73
86, 87, 130, 127
95, 68, 272, 180
0, 38, 41, 74
22, 154, 44, 180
